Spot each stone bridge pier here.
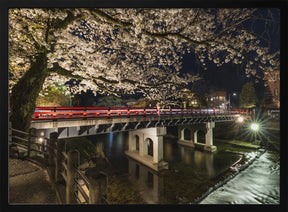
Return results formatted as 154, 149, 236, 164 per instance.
125, 127, 168, 171
178, 122, 217, 152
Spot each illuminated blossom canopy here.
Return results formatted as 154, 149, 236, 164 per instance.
9, 8, 279, 103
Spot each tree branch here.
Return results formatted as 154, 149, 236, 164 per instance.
49, 63, 86, 80
50, 10, 84, 30
89, 9, 133, 28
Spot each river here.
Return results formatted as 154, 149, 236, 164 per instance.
199, 151, 280, 204
80, 130, 280, 204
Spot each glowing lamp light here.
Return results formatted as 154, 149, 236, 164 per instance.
38, 137, 44, 143
250, 123, 259, 131
237, 116, 244, 122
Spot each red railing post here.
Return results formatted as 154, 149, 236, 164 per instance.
84, 106, 87, 117
127, 107, 130, 117
53, 107, 57, 117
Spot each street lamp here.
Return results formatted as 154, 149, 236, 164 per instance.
237, 116, 244, 123
228, 92, 237, 110
38, 137, 44, 143
250, 123, 259, 131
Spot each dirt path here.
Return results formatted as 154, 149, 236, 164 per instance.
9, 158, 57, 204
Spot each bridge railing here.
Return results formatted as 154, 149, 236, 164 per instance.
32, 106, 245, 120
9, 124, 49, 159
58, 148, 108, 204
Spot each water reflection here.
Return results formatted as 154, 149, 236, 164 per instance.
108, 132, 113, 149
87, 132, 129, 173
82, 132, 277, 204
165, 142, 217, 177
127, 157, 163, 204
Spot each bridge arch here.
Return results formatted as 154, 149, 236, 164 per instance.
178, 126, 193, 143
195, 129, 205, 144
183, 128, 192, 140
144, 137, 154, 157
130, 133, 141, 152
135, 134, 140, 151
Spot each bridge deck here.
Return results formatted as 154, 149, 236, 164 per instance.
31, 113, 242, 130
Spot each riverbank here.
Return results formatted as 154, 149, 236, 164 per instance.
214, 138, 260, 150
7, 127, 277, 205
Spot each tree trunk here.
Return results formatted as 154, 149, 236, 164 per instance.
10, 53, 48, 131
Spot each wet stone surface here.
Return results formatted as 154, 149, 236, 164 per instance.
199, 151, 280, 204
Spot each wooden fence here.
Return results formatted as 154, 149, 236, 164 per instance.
9, 123, 108, 204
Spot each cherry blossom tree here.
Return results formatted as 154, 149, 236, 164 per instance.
9, 8, 279, 131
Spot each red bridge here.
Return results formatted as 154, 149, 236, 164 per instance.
32, 106, 246, 120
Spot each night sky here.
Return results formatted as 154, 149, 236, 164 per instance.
182, 54, 244, 93
182, 53, 267, 100
181, 8, 280, 100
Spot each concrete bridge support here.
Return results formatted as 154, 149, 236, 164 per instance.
203, 122, 217, 152
125, 127, 168, 171
178, 125, 195, 148
177, 122, 217, 152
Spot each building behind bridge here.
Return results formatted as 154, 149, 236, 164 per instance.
263, 69, 280, 109
206, 91, 227, 110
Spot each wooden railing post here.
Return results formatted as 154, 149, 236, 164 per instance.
55, 139, 65, 183
48, 132, 58, 182
66, 150, 79, 204
88, 171, 108, 204
28, 128, 36, 157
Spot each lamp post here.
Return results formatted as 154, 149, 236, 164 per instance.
249, 122, 264, 147
250, 123, 259, 131
228, 92, 237, 110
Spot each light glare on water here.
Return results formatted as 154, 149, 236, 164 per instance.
200, 152, 280, 204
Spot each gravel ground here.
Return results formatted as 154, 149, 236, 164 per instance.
9, 158, 57, 204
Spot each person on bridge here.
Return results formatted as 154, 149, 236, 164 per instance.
156, 103, 160, 117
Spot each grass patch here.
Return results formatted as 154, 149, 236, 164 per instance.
214, 139, 259, 153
